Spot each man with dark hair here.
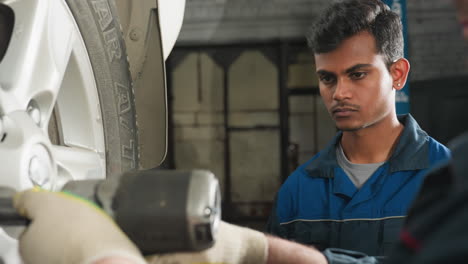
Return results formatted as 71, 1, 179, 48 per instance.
267, 0, 450, 255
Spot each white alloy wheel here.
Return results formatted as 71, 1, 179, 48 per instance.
0, 0, 139, 262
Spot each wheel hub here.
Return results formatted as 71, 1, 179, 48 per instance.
0, 111, 56, 191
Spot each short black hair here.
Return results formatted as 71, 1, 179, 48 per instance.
307, 0, 404, 67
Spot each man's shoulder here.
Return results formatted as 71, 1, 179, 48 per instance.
286, 153, 323, 181
402, 114, 451, 164
297, 152, 323, 170
426, 136, 451, 163
280, 152, 330, 191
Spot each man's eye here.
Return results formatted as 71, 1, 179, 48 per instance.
319, 75, 335, 84
350, 72, 367, 79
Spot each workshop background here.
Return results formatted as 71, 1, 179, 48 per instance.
162, 0, 468, 229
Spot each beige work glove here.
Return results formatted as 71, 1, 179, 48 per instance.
13, 187, 147, 264
146, 221, 268, 264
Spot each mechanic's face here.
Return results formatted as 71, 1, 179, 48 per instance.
315, 31, 403, 132
454, 0, 468, 40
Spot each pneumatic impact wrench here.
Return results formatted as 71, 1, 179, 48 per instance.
0, 169, 221, 254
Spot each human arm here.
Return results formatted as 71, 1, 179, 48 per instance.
14, 187, 318, 264
14, 187, 377, 264
267, 236, 383, 264
93, 231, 375, 264
12, 187, 302, 264
266, 235, 327, 264
167, 225, 377, 264
93, 257, 141, 264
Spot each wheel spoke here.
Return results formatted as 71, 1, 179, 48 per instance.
0, 0, 77, 127
52, 145, 106, 190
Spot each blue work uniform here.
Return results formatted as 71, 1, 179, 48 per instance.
267, 114, 451, 256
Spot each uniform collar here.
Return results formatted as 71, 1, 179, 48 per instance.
305, 114, 430, 178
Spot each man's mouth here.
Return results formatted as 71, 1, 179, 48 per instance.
330, 101, 361, 118
332, 107, 358, 117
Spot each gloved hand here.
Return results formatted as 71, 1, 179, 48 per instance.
13, 187, 147, 264
146, 221, 268, 264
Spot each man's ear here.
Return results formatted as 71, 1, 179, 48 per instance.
390, 58, 410, 91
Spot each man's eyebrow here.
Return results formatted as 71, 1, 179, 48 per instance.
345, 64, 373, 74
316, 69, 334, 75
316, 64, 372, 75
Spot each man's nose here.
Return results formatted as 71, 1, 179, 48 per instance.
333, 79, 352, 101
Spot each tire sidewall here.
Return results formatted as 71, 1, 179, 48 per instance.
64, 0, 138, 177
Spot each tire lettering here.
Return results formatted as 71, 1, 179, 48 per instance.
115, 82, 133, 131
91, 0, 113, 31
115, 82, 131, 115
119, 115, 133, 132
122, 139, 136, 169
90, 0, 122, 61
103, 27, 122, 61
116, 82, 136, 168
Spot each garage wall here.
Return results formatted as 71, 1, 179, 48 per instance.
169, 49, 286, 220
406, 1, 468, 80
178, 0, 468, 80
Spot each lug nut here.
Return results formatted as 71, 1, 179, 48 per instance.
28, 156, 50, 186
28, 144, 53, 187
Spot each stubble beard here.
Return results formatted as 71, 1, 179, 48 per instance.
333, 116, 376, 132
